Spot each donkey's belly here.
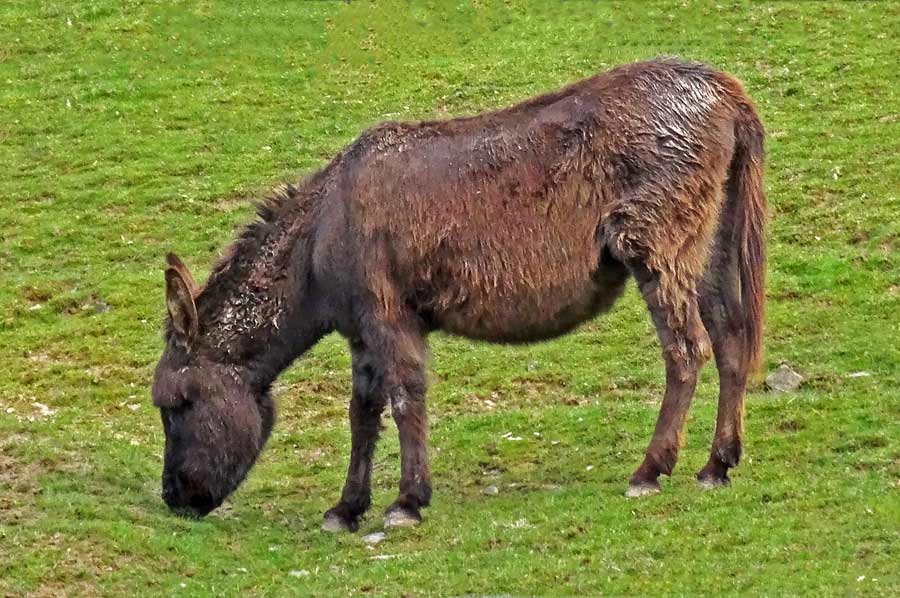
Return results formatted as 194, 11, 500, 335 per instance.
428, 255, 630, 343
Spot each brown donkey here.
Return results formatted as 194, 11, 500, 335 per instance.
152, 58, 766, 530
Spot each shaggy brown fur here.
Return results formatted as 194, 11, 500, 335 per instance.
152, 58, 766, 526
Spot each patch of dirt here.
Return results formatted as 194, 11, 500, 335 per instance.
0, 444, 41, 526
512, 379, 587, 407
776, 418, 805, 433
849, 230, 870, 245
832, 434, 889, 454
59, 294, 111, 316
21, 286, 56, 304
273, 377, 349, 399
298, 446, 328, 462
0, 435, 89, 526
21, 580, 101, 598
769, 289, 802, 301
25, 349, 75, 369
456, 390, 506, 413
18, 534, 135, 598
445, 379, 587, 416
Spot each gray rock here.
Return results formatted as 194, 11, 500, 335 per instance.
765, 364, 803, 393
483, 484, 499, 496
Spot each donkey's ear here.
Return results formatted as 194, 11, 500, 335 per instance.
166, 253, 199, 298
165, 254, 199, 347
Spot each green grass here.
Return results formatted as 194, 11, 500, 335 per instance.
1, 1, 899, 596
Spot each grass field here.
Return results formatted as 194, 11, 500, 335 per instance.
2, 1, 899, 596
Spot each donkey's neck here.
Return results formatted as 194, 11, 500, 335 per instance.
196, 184, 329, 389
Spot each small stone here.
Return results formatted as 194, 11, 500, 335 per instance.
288, 569, 310, 578
361, 532, 385, 545
765, 364, 803, 393
847, 371, 871, 378
31, 402, 56, 417
483, 484, 499, 496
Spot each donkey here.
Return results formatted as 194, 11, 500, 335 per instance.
152, 58, 766, 530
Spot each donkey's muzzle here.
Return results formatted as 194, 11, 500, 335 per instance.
162, 470, 218, 518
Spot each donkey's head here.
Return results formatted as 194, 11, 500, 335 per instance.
152, 254, 274, 518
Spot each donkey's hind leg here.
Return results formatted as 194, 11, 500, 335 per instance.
625, 262, 712, 497
696, 276, 749, 488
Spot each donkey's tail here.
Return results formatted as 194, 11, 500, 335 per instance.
726, 103, 768, 373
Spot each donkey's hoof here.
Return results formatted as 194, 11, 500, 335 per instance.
625, 480, 661, 498
696, 473, 731, 490
321, 511, 358, 533
384, 506, 421, 529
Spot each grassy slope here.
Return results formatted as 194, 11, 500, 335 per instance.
1, 1, 898, 596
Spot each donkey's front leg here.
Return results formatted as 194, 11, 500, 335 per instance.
322, 346, 386, 532
383, 365, 432, 528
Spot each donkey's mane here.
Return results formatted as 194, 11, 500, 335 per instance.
200, 155, 343, 301
204, 183, 303, 286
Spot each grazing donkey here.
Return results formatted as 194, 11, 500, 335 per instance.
152, 58, 766, 530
